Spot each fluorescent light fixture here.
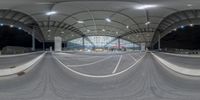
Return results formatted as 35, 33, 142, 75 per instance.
181, 25, 184, 28
10, 25, 14, 28
18, 27, 22, 30
77, 21, 84, 24
102, 29, 105, 32
87, 29, 90, 32
0, 24, 3, 26
46, 11, 57, 16
48, 29, 51, 32
145, 21, 151, 25
187, 4, 192, 7
173, 28, 177, 31
126, 25, 129, 29
105, 18, 111, 22
136, 5, 158, 10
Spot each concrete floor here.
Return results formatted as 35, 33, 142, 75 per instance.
0, 52, 200, 100
0, 52, 44, 69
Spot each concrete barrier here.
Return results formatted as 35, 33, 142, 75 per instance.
0, 52, 46, 78
152, 53, 200, 76
161, 52, 200, 58
0, 51, 44, 58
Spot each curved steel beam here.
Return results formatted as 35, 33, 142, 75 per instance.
0, 9, 44, 41
0, 18, 44, 41
152, 10, 200, 46
77, 24, 127, 32
71, 18, 128, 27
53, 10, 140, 31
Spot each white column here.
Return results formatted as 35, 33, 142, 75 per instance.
54, 36, 62, 52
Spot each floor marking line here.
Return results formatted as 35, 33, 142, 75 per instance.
67, 56, 112, 67
0, 52, 46, 77
129, 54, 137, 62
112, 55, 123, 74
152, 53, 200, 76
53, 52, 146, 78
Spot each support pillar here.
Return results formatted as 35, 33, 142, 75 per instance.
43, 41, 45, 51
54, 36, 62, 52
65, 41, 68, 50
132, 43, 135, 50
82, 37, 85, 50
118, 38, 120, 49
158, 34, 161, 51
140, 43, 146, 51
32, 28, 35, 51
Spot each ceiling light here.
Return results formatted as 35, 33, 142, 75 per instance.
126, 26, 129, 29
61, 31, 65, 34
10, 25, 14, 28
116, 32, 118, 34
72, 34, 74, 36
0, 24, 3, 26
77, 21, 84, 24
48, 29, 51, 32
102, 29, 105, 32
189, 24, 194, 27
105, 18, 111, 22
87, 29, 90, 32
46, 11, 57, 16
181, 25, 185, 28
145, 21, 151, 25
136, 5, 158, 10
18, 27, 22, 30
187, 4, 192, 7
173, 28, 177, 31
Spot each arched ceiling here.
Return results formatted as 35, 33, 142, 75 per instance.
152, 9, 200, 46
0, 0, 200, 46
0, 9, 44, 41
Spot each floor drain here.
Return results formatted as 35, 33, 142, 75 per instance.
17, 72, 25, 76
10, 66, 16, 68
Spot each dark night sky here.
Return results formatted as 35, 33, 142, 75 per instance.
0, 26, 44, 50
159, 25, 200, 50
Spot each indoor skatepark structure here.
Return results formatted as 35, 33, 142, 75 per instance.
0, 0, 200, 100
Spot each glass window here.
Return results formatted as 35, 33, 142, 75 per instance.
68, 36, 139, 49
